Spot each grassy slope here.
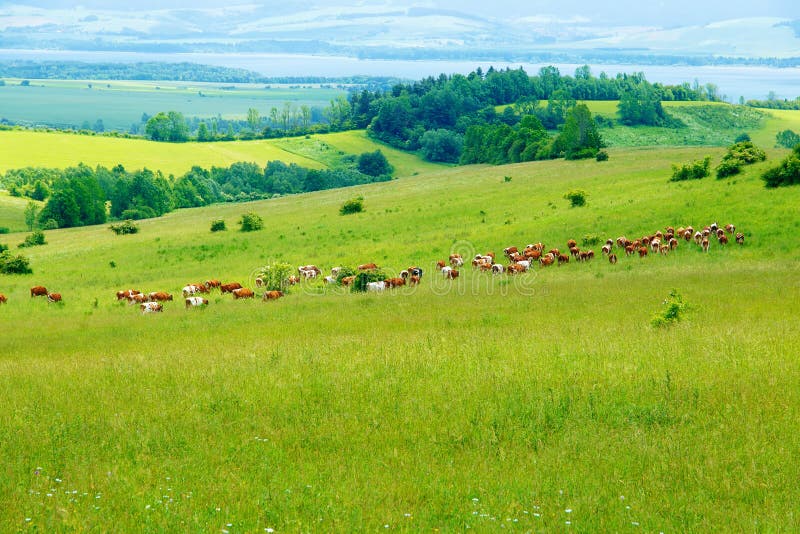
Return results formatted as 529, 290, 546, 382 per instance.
1, 145, 799, 531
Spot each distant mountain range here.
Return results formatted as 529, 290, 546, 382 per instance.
1, 3, 798, 64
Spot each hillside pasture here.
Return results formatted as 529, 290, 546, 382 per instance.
0, 79, 346, 131
1, 146, 799, 531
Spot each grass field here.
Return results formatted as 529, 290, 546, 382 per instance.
1, 142, 799, 531
0, 79, 346, 131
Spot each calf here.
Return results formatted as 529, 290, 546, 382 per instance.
47, 292, 62, 303
718, 234, 728, 245
638, 246, 648, 257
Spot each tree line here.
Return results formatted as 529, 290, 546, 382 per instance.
1, 151, 393, 229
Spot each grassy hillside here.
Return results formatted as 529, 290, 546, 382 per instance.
1, 145, 799, 531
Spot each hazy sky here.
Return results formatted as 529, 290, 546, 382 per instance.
4, 0, 796, 27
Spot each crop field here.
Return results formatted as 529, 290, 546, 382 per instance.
0, 79, 346, 131
1, 139, 799, 531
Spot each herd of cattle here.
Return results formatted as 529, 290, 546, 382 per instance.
0, 221, 743, 312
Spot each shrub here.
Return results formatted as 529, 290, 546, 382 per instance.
357, 150, 393, 177
257, 262, 295, 292
19, 230, 46, 248
109, 220, 139, 235
670, 156, 711, 181
210, 219, 226, 232
651, 289, 688, 327
564, 189, 587, 208
0, 243, 7, 253
715, 160, 741, 178
595, 150, 609, 161
0, 250, 33, 274
335, 267, 357, 283
776, 129, 800, 149
351, 269, 387, 293
340, 196, 364, 215
762, 145, 800, 188
734, 132, 751, 143
0, 227, 9, 234
42, 219, 59, 230
582, 234, 601, 246
238, 212, 264, 232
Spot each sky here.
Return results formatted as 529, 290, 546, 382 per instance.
2, 0, 796, 27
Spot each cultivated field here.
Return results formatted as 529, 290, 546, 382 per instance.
0, 79, 346, 131
1, 144, 799, 531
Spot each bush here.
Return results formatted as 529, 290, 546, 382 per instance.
238, 212, 264, 232
762, 145, 800, 188
340, 196, 364, 215
210, 219, 226, 232
42, 219, 59, 230
357, 150, 393, 177
0, 243, 7, 253
0, 250, 33, 274
670, 156, 711, 181
582, 234, 601, 246
0, 227, 9, 234
734, 132, 751, 143
420, 129, 464, 163
257, 262, 295, 292
109, 220, 139, 235
595, 150, 609, 161
776, 129, 800, 149
715, 160, 741, 178
651, 289, 688, 327
19, 230, 46, 248
351, 269, 387, 293
335, 267, 357, 283
564, 189, 587, 208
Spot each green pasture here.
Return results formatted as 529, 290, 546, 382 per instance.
0, 78, 346, 131
1, 144, 799, 531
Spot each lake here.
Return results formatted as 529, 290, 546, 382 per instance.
1, 49, 798, 101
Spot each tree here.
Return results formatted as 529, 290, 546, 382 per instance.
553, 104, 604, 159
197, 122, 211, 141
776, 129, 800, 149
357, 150, 393, 176
24, 202, 38, 231
420, 129, 464, 163
145, 111, 188, 142
238, 212, 264, 232
247, 107, 260, 131
618, 82, 667, 126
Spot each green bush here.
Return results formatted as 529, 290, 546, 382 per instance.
357, 150, 393, 177
582, 234, 601, 246
776, 129, 800, 149
42, 219, 59, 230
651, 289, 688, 327
340, 196, 364, 215
352, 269, 387, 293
670, 156, 711, 181
0, 250, 33, 274
734, 132, 751, 143
715, 160, 741, 178
0, 243, 8, 253
335, 267, 357, 283
595, 150, 609, 162
0, 227, 9, 234
564, 189, 587, 208
257, 262, 295, 292
109, 220, 139, 235
238, 212, 264, 232
210, 219, 226, 232
19, 230, 46, 248
762, 145, 800, 188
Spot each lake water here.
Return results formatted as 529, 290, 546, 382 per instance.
1, 49, 799, 101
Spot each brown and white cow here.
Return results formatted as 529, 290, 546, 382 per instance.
608, 253, 618, 264
232, 288, 255, 299
185, 296, 209, 308
141, 302, 163, 314
0, 293, 7, 304
148, 291, 173, 301
47, 292, 62, 303
220, 282, 242, 294
30, 286, 48, 297
735, 232, 745, 245
116, 289, 141, 300
263, 290, 284, 300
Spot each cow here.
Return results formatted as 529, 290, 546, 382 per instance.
441, 266, 453, 277
182, 285, 201, 297
525, 248, 543, 260
718, 234, 729, 245
660, 244, 670, 255
539, 254, 554, 267
601, 244, 612, 255
447, 269, 460, 279
567, 239, 578, 249
650, 239, 661, 252
298, 265, 321, 275
436, 260, 447, 270
47, 293, 62, 303
232, 288, 254, 299
128, 293, 149, 305
638, 246, 648, 257
220, 282, 242, 294
579, 250, 595, 262
263, 290, 284, 300
185, 296, 209, 308
725, 224, 736, 234
255, 277, 264, 287
409, 274, 421, 285
409, 266, 423, 279
503, 246, 519, 257
568, 246, 580, 259
683, 229, 693, 242
625, 245, 635, 256
608, 253, 618, 264
358, 263, 378, 271
701, 238, 710, 253
116, 289, 140, 300
205, 279, 221, 289
149, 291, 173, 302
509, 253, 526, 263
367, 281, 386, 292
557, 253, 570, 266
400, 270, 410, 279
341, 276, 356, 286
0, 293, 7, 304
735, 232, 745, 245
140, 302, 163, 314
286, 276, 300, 285
30, 286, 48, 297
694, 232, 703, 245
450, 255, 464, 268
300, 268, 318, 280
515, 260, 531, 271
385, 277, 406, 288
669, 238, 679, 250
330, 267, 342, 277
323, 275, 338, 285
491, 263, 505, 274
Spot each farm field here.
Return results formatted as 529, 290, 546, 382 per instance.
1, 144, 800, 531
0, 78, 346, 131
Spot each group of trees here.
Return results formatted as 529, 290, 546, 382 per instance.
1, 151, 394, 229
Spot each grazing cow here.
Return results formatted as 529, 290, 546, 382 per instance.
568, 246, 580, 258
579, 250, 595, 262
447, 269, 460, 279
232, 287, 255, 299
660, 244, 670, 255
557, 253, 570, 266
450, 255, 464, 267
182, 285, 201, 297
341, 276, 356, 286
367, 281, 386, 292
683, 230, 693, 242
409, 274, 421, 285
716, 228, 725, 239
0, 293, 6, 304
47, 293, 62, 303
205, 279, 221, 289
387, 277, 406, 288
609, 253, 618, 264
479, 261, 493, 272
567, 239, 577, 249
300, 268, 318, 280
149, 291, 173, 302
441, 266, 453, 277
625, 245, 635, 256
503, 246, 519, 257
507, 263, 525, 274
298, 265, 321, 275
129, 293, 149, 304
525, 248, 542, 260
323, 275, 337, 285
601, 244, 612, 255
509, 252, 525, 263
491, 263, 505, 274
358, 263, 378, 271
286, 276, 300, 285
140, 302, 163, 314
515, 260, 531, 271
436, 260, 447, 270
185, 296, 209, 308
736, 232, 745, 245
30, 286, 48, 297
725, 224, 736, 234
409, 266, 423, 278
539, 255, 554, 267
220, 282, 242, 293
694, 232, 703, 245
710, 222, 719, 232
116, 289, 140, 300
263, 290, 284, 300
669, 238, 679, 250
638, 246, 648, 257
650, 239, 661, 252
701, 238, 710, 253
718, 234, 729, 245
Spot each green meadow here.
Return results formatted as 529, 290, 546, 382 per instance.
1, 132, 800, 531
0, 79, 346, 131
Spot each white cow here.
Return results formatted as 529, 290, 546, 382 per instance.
185, 296, 209, 308
140, 302, 163, 314
367, 281, 386, 292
